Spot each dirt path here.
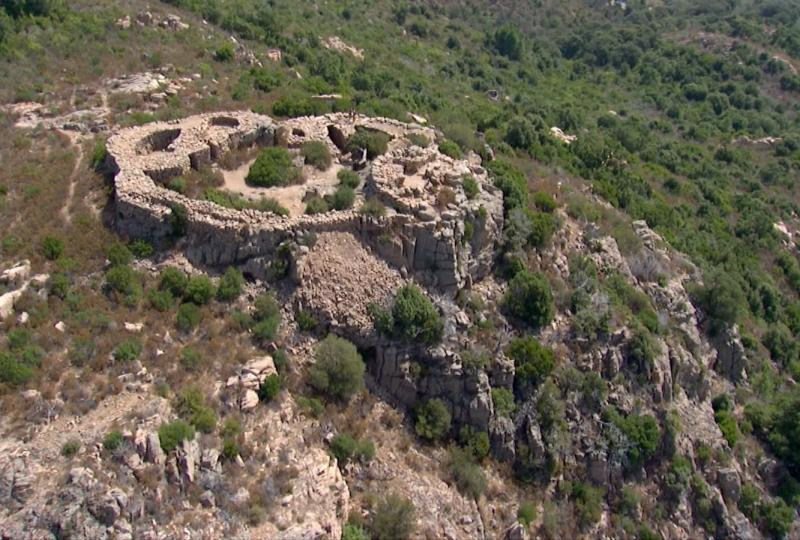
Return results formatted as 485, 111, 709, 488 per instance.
59, 131, 85, 224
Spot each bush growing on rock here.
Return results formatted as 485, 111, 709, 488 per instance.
330, 432, 375, 464
346, 129, 390, 159
305, 196, 329, 215
507, 336, 555, 386
158, 419, 195, 453
329, 185, 355, 210
246, 147, 302, 187
180, 347, 205, 371
491, 387, 516, 417
159, 267, 188, 297
459, 427, 490, 460
504, 270, 554, 330
604, 408, 660, 468
185, 275, 215, 305
0, 353, 34, 386
337, 168, 361, 188
342, 524, 370, 540
414, 398, 451, 441
462, 175, 479, 199
169, 203, 188, 237
309, 335, 365, 402
105, 264, 140, 298
359, 198, 386, 217
61, 440, 80, 457
252, 292, 281, 342
258, 374, 281, 402
517, 500, 537, 526
103, 430, 123, 451
175, 386, 217, 434
448, 446, 487, 499
372, 284, 444, 344
217, 267, 244, 302
301, 140, 332, 170
438, 139, 462, 159
370, 493, 416, 540
106, 242, 132, 267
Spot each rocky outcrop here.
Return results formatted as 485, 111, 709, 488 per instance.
223, 355, 277, 411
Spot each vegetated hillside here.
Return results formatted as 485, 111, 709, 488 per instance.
1, 0, 800, 538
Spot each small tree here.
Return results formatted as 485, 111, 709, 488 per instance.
113, 338, 142, 363
246, 147, 302, 187
504, 270, 554, 330
107, 242, 133, 267
491, 387, 516, 417
159, 267, 188, 297
507, 336, 555, 385
415, 399, 451, 441
176, 302, 201, 332
309, 335, 365, 401
346, 129, 391, 159
373, 284, 443, 344
448, 446, 486, 499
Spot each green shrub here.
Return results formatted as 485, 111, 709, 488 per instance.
517, 500, 537, 526
159, 267, 188, 297
329, 185, 355, 210
180, 347, 205, 371
627, 328, 661, 373
167, 177, 186, 193
107, 242, 132, 267
113, 339, 142, 363
222, 438, 239, 460
158, 420, 195, 453
217, 267, 244, 302
48, 273, 69, 299
0, 353, 34, 386
305, 196, 329, 214
103, 430, 124, 451
459, 427, 490, 460
272, 94, 325, 117
714, 409, 741, 447
337, 168, 361, 188
342, 523, 370, 540
360, 198, 386, 217
258, 374, 281, 402
438, 139, 462, 159
462, 175, 479, 199
408, 133, 430, 147
301, 140, 332, 170
148, 288, 173, 311
507, 336, 555, 385
494, 26, 523, 59
296, 395, 325, 417
185, 275, 215, 305
448, 446, 486, 498
694, 272, 745, 332
492, 387, 516, 417
415, 398, 451, 441
169, 203, 188, 237
297, 309, 318, 331
246, 147, 301, 187
504, 270, 554, 330
175, 386, 217, 434
372, 284, 443, 344
370, 494, 416, 540
176, 302, 201, 332
41, 236, 64, 260
603, 408, 660, 468
571, 482, 604, 529
68, 338, 96, 367
214, 43, 235, 62
533, 192, 558, 212
61, 440, 80, 457
309, 335, 365, 402
90, 138, 107, 171
252, 292, 281, 342
346, 129, 391, 159
330, 432, 357, 462
763, 499, 794, 539
105, 265, 139, 296
739, 483, 762, 521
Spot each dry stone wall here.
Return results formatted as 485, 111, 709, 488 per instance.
108, 111, 504, 294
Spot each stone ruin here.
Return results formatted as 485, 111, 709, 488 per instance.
107, 111, 504, 294
107, 111, 505, 439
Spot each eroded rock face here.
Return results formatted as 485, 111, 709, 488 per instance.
107, 112, 504, 295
